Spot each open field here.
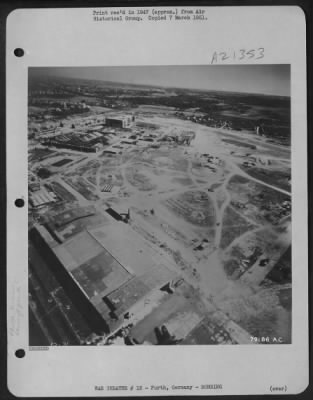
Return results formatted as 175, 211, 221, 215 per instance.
220, 206, 255, 249
215, 281, 291, 343
164, 191, 216, 227
241, 165, 291, 192
227, 175, 291, 226
126, 165, 158, 191
263, 246, 291, 285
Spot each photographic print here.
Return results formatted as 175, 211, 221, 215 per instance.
28, 65, 292, 346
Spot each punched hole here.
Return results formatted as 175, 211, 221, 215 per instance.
15, 349, 25, 358
15, 198, 24, 208
14, 48, 24, 57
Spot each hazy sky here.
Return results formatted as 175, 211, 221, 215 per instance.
30, 65, 290, 96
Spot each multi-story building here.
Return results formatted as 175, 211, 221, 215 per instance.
105, 115, 133, 129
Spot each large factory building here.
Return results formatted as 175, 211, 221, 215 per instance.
105, 115, 133, 129
29, 206, 177, 336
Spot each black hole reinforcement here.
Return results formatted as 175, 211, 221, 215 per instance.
15, 349, 25, 358
15, 198, 25, 208
14, 48, 24, 57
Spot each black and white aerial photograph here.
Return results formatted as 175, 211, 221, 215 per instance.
28, 65, 291, 346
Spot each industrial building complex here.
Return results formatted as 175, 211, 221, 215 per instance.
28, 72, 292, 346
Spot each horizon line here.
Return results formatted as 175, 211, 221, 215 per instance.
29, 72, 291, 98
